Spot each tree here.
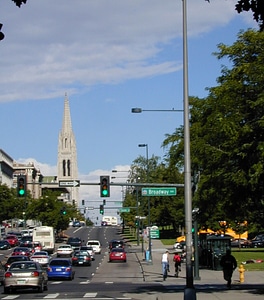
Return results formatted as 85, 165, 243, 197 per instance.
11, 0, 27, 7
235, 0, 264, 31
162, 29, 264, 233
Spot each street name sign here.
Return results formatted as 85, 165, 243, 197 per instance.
59, 180, 80, 187
119, 207, 130, 213
142, 187, 177, 196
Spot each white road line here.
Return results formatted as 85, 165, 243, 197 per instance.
1, 296, 20, 300
83, 292, 97, 297
43, 293, 60, 299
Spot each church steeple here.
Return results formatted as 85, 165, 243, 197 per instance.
57, 93, 79, 205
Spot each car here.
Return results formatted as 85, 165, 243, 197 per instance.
72, 221, 81, 227
56, 244, 74, 257
6, 231, 23, 242
79, 246, 95, 260
251, 237, 264, 248
101, 221, 108, 226
32, 241, 43, 252
47, 258, 75, 280
5, 235, 20, 247
86, 240, 101, 254
67, 237, 82, 250
0, 240, 11, 250
3, 261, 48, 293
109, 248, 127, 262
20, 235, 33, 244
4, 255, 31, 271
108, 239, 125, 251
230, 238, 251, 248
30, 251, 50, 267
0, 262, 5, 285
72, 251, 92, 266
11, 247, 31, 257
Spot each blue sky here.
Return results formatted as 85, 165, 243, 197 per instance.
0, 1, 257, 217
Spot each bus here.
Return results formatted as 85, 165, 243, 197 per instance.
102, 216, 118, 226
32, 226, 55, 254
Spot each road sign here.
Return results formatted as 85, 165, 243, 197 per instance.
150, 229, 160, 239
119, 207, 130, 213
59, 180, 80, 187
142, 187, 177, 196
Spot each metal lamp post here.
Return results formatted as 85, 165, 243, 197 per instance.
138, 143, 152, 262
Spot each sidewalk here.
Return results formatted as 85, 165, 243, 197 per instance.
127, 239, 264, 300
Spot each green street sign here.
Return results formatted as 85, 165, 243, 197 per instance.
150, 229, 160, 239
142, 187, 177, 197
119, 207, 130, 213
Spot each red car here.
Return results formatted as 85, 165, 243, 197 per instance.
11, 247, 31, 257
109, 248, 127, 263
5, 235, 19, 247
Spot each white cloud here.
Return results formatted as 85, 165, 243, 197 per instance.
1, 0, 239, 103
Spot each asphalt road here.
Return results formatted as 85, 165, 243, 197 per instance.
0, 225, 149, 300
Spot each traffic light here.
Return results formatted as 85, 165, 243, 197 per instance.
100, 176, 110, 197
0, 24, 5, 41
99, 204, 104, 215
103, 199, 106, 205
17, 175, 26, 197
61, 207, 67, 215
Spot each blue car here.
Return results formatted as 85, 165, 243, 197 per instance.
47, 258, 75, 280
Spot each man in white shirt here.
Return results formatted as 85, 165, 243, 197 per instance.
161, 250, 169, 281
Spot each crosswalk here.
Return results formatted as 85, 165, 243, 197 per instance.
0, 294, 132, 300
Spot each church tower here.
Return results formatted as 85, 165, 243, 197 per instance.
57, 93, 79, 206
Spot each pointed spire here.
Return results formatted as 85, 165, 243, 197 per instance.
62, 93, 72, 133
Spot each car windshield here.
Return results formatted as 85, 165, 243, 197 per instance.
10, 262, 37, 270
111, 248, 124, 253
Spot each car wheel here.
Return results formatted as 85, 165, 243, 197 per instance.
4, 287, 10, 294
124, 260, 127, 263
38, 282, 44, 293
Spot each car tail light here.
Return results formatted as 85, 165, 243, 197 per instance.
5, 272, 12, 278
47, 267, 51, 272
85, 257, 91, 261
65, 267, 71, 271
31, 271, 40, 277
72, 257, 78, 261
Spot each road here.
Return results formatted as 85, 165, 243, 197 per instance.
0, 225, 151, 300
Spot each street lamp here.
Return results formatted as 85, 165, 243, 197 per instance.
138, 143, 152, 262
132, 108, 183, 113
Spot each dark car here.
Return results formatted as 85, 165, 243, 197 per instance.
230, 239, 251, 248
251, 235, 264, 248
0, 262, 4, 285
72, 251, 91, 266
11, 247, 31, 257
20, 236, 33, 244
0, 240, 11, 250
67, 237, 82, 250
4, 255, 31, 270
108, 239, 125, 251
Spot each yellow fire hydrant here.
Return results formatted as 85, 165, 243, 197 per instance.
238, 264, 245, 283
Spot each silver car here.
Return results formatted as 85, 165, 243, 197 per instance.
4, 261, 48, 293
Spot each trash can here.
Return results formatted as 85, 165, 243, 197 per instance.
145, 250, 150, 261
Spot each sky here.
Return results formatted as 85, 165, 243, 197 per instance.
0, 0, 257, 221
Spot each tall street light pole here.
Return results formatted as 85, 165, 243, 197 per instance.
183, 0, 196, 299
138, 143, 151, 262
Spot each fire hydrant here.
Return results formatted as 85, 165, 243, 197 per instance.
238, 264, 245, 283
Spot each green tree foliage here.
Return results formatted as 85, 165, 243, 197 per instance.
123, 155, 184, 234
163, 29, 264, 232
11, 0, 27, 7
235, 0, 264, 31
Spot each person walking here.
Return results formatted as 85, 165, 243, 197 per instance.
173, 252, 181, 277
161, 250, 169, 281
220, 248, 237, 288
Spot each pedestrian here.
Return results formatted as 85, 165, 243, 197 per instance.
173, 252, 181, 277
161, 250, 169, 281
220, 248, 237, 288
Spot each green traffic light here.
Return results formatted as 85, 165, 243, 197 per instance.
102, 190, 108, 196
19, 189, 25, 196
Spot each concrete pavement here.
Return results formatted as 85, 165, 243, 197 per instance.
126, 238, 264, 300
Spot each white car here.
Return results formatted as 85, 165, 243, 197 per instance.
86, 240, 101, 254
30, 251, 50, 266
56, 244, 74, 257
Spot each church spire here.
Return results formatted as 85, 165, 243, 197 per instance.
62, 93, 72, 134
